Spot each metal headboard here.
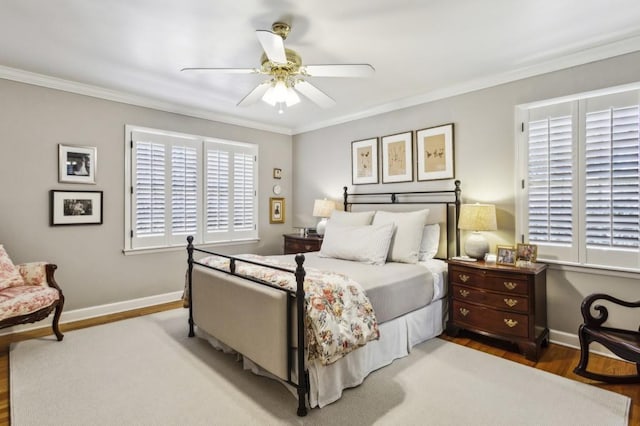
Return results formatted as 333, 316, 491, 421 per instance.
342, 180, 461, 258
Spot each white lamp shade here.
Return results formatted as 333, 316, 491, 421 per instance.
312, 199, 336, 218
458, 204, 497, 231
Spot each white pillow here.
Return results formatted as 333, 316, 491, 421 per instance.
372, 209, 430, 263
419, 224, 440, 261
319, 222, 395, 265
328, 210, 375, 226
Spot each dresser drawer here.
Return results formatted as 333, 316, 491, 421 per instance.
450, 266, 529, 295
452, 284, 529, 313
484, 273, 529, 295
452, 300, 529, 338
449, 266, 485, 286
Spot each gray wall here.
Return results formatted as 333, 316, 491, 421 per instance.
0, 79, 293, 311
292, 51, 640, 342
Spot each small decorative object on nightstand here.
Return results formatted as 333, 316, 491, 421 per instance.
458, 203, 497, 259
283, 234, 323, 254
446, 259, 548, 361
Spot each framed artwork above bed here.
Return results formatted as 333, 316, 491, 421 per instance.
381, 131, 413, 183
416, 123, 454, 181
351, 138, 379, 185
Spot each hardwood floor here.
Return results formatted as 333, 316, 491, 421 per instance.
0, 305, 636, 425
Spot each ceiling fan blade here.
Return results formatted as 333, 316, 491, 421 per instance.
303, 64, 375, 78
294, 81, 336, 108
237, 82, 271, 107
256, 30, 287, 64
180, 67, 259, 74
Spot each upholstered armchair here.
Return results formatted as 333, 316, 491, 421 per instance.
0, 246, 65, 340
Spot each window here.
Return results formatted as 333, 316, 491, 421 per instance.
518, 87, 640, 271
125, 127, 258, 251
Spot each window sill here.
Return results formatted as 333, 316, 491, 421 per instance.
541, 259, 640, 280
122, 238, 260, 256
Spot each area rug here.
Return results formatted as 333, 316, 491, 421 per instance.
10, 309, 630, 425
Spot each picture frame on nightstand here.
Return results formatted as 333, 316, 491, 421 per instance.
496, 245, 516, 265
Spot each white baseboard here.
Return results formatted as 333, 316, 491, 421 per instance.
549, 328, 622, 361
0, 291, 183, 337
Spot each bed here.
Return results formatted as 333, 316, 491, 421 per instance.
186, 182, 461, 416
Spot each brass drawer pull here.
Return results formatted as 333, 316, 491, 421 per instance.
459, 289, 470, 298
459, 307, 470, 317
459, 274, 470, 283
503, 281, 518, 290
504, 298, 518, 307
504, 318, 518, 328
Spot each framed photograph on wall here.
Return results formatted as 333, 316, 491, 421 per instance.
416, 123, 454, 181
351, 137, 379, 185
58, 144, 97, 184
269, 197, 285, 224
381, 131, 413, 183
496, 245, 516, 266
50, 190, 103, 226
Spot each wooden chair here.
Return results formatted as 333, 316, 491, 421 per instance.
574, 293, 640, 384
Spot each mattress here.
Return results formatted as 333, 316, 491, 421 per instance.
272, 252, 447, 323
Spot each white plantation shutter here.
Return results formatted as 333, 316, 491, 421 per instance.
133, 140, 166, 248
203, 139, 257, 242
205, 148, 230, 233
233, 152, 255, 231
170, 145, 199, 240
582, 93, 640, 268
525, 103, 578, 261
520, 89, 640, 271
127, 128, 258, 250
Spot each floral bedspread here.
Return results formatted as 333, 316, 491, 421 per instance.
199, 254, 380, 365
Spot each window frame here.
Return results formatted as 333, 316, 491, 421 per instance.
123, 125, 259, 254
516, 82, 640, 273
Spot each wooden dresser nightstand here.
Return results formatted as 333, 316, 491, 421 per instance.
283, 234, 323, 254
446, 259, 548, 361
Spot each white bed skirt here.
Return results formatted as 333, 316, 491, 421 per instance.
198, 297, 446, 409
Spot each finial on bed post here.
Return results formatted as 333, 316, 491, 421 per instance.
343, 186, 348, 211
454, 180, 461, 256
187, 236, 195, 337
294, 253, 308, 416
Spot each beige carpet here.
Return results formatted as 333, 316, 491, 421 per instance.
10, 309, 630, 425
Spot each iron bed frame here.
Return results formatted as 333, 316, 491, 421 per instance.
186, 181, 461, 417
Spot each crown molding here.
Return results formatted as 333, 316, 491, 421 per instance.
3, 32, 640, 137
0, 65, 293, 136
292, 34, 640, 134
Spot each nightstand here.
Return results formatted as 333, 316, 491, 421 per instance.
446, 259, 548, 361
283, 234, 323, 254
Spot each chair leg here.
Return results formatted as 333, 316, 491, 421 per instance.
574, 325, 590, 376
51, 298, 64, 341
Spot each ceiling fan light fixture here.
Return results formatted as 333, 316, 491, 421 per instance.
262, 79, 300, 109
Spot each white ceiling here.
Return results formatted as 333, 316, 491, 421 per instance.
2, 0, 640, 135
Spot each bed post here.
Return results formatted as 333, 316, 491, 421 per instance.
294, 253, 308, 417
343, 186, 348, 211
454, 180, 461, 256
187, 236, 195, 338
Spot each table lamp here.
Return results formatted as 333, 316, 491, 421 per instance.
458, 203, 497, 259
312, 199, 336, 235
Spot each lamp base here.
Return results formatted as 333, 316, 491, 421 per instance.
316, 218, 328, 236
464, 232, 490, 259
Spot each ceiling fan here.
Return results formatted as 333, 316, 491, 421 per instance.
181, 22, 375, 113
